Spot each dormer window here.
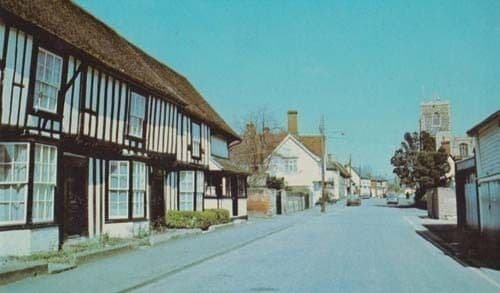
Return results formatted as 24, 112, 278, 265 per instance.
191, 122, 201, 158
128, 92, 146, 138
34, 48, 63, 113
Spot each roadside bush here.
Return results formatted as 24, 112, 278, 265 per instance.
166, 209, 230, 230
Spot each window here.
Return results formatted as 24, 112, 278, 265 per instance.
129, 92, 146, 138
179, 171, 194, 211
33, 144, 57, 222
191, 122, 201, 158
237, 176, 246, 198
432, 112, 440, 127
284, 158, 297, 173
109, 161, 129, 219
459, 143, 469, 158
211, 136, 228, 158
34, 48, 63, 113
0, 143, 29, 225
196, 171, 204, 211
132, 162, 146, 218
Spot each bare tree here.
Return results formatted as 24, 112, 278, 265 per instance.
230, 107, 284, 174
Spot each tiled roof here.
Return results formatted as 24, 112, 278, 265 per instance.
0, 0, 239, 140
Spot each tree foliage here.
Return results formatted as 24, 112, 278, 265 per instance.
390, 131, 450, 199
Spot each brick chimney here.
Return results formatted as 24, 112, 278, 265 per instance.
287, 110, 298, 135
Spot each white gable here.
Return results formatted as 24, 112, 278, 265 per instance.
267, 134, 322, 189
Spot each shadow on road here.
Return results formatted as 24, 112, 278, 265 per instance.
372, 203, 418, 209
416, 224, 500, 271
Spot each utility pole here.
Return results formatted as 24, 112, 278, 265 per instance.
320, 114, 327, 213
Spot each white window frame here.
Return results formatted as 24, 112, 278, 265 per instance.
459, 143, 469, 158
195, 171, 204, 211
0, 143, 29, 225
128, 92, 146, 138
109, 161, 129, 219
132, 161, 146, 218
284, 158, 298, 173
432, 112, 441, 127
191, 122, 201, 158
179, 171, 194, 211
34, 48, 63, 113
32, 144, 57, 223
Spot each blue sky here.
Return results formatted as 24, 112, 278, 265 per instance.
77, 0, 500, 178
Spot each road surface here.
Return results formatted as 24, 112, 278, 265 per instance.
3, 198, 500, 292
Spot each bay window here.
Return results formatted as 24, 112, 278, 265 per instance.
34, 48, 63, 113
109, 161, 129, 219
179, 171, 194, 211
133, 162, 146, 218
33, 144, 57, 222
129, 92, 146, 138
0, 143, 29, 225
191, 122, 201, 158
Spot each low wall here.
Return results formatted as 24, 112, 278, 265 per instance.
102, 221, 149, 238
427, 187, 457, 220
247, 187, 276, 217
0, 226, 59, 256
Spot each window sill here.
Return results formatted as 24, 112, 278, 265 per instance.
105, 218, 148, 224
30, 109, 62, 121
0, 222, 58, 232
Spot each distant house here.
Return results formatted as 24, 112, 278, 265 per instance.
345, 165, 361, 195
370, 178, 388, 197
360, 178, 371, 198
234, 111, 327, 206
456, 111, 499, 238
326, 155, 350, 200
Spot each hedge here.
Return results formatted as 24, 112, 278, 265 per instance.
166, 209, 230, 230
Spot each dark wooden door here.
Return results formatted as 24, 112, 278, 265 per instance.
231, 176, 238, 217
151, 169, 165, 227
276, 191, 282, 215
63, 156, 88, 237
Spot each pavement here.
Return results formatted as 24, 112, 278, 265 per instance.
2, 198, 500, 292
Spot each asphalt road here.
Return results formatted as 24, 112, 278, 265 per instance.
3, 198, 500, 293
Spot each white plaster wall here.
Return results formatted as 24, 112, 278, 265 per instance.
238, 199, 247, 217
204, 198, 218, 210
220, 199, 233, 217
268, 138, 321, 188
103, 221, 149, 238
0, 226, 58, 256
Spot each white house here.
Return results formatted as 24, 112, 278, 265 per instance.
267, 134, 324, 206
360, 178, 371, 197
326, 155, 350, 200
264, 111, 328, 206
345, 166, 361, 195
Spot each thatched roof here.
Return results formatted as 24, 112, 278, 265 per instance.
0, 0, 239, 141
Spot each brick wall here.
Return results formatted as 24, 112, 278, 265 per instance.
247, 187, 275, 216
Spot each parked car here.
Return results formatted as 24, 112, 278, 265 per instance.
386, 194, 399, 205
346, 195, 361, 206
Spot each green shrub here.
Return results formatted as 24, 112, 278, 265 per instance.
165, 209, 231, 230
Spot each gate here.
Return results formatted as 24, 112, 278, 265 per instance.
276, 191, 282, 215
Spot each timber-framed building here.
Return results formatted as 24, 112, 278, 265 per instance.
0, 0, 247, 256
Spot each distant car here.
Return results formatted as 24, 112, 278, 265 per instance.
346, 195, 361, 206
386, 194, 399, 205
